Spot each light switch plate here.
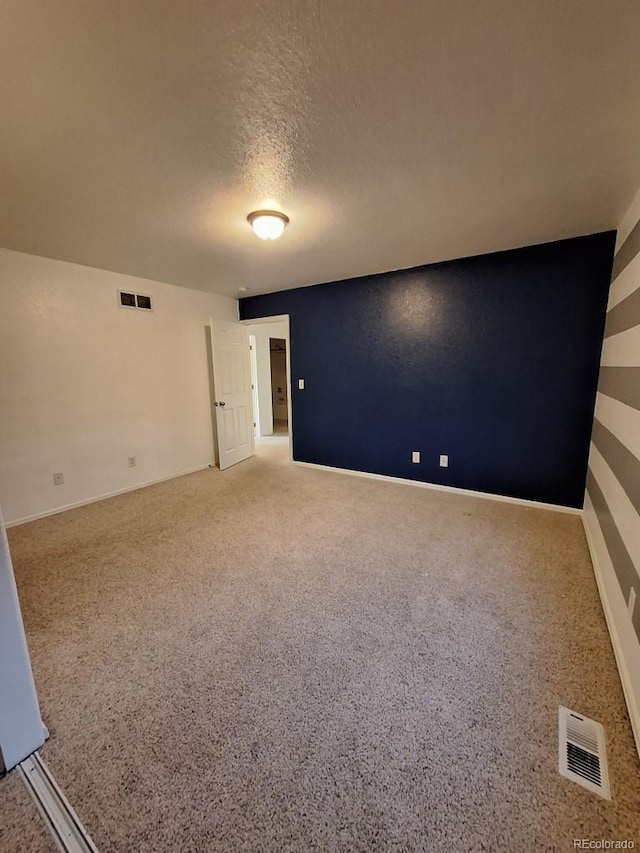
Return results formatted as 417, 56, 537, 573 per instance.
298, 378, 305, 390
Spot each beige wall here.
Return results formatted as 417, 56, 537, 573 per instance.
0, 248, 237, 524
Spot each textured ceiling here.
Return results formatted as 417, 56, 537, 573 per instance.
1, 1, 640, 297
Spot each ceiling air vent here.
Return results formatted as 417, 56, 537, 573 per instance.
119, 291, 153, 311
558, 706, 610, 799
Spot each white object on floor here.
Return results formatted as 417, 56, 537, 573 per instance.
18, 751, 98, 853
558, 706, 611, 799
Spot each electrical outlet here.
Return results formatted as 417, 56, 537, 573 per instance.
412, 451, 420, 463
298, 378, 305, 390
439, 454, 449, 468
128, 456, 136, 468
53, 472, 64, 486
629, 586, 636, 618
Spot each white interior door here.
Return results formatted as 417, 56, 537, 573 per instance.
249, 334, 260, 437
0, 505, 46, 769
210, 320, 254, 470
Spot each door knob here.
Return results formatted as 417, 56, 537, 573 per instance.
215, 401, 226, 407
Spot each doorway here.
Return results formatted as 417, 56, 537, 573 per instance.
269, 338, 288, 436
242, 316, 292, 461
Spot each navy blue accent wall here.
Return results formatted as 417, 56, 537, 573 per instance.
241, 232, 615, 507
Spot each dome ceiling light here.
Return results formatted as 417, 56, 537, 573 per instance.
247, 210, 289, 240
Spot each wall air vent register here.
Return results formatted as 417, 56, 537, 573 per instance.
119, 291, 153, 311
558, 706, 610, 799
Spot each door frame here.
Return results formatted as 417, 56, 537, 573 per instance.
241, 315, 293, 462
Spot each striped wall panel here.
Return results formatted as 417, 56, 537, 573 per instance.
585, 197, 640, 755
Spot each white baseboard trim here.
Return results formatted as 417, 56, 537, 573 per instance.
582, 498, 640, 758
5, 465, 211, 528
292, 461, 581, 514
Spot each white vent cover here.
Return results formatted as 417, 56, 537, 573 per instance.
558, 706, 610, 799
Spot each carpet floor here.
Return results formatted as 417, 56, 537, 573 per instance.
2, 437, 640, 852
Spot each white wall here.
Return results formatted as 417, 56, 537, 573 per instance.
0, 248, 237, 525
245, 320, 288, 436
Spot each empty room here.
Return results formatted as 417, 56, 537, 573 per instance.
1, 2, 640, 852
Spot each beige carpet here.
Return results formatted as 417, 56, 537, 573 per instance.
3, 437, 640, 852
0, 770, 56, 853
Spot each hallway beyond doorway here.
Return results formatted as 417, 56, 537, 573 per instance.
243, 318, 290, 443
255, 420, 289, 463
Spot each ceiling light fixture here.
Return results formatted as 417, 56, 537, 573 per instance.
247, 210, 289, 240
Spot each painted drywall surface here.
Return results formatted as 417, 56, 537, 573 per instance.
241, 232, 615, 508
0, 505, 45, 769
583, 193, 640, 752
245, 321, 288, 436
0, 248, 236, 524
